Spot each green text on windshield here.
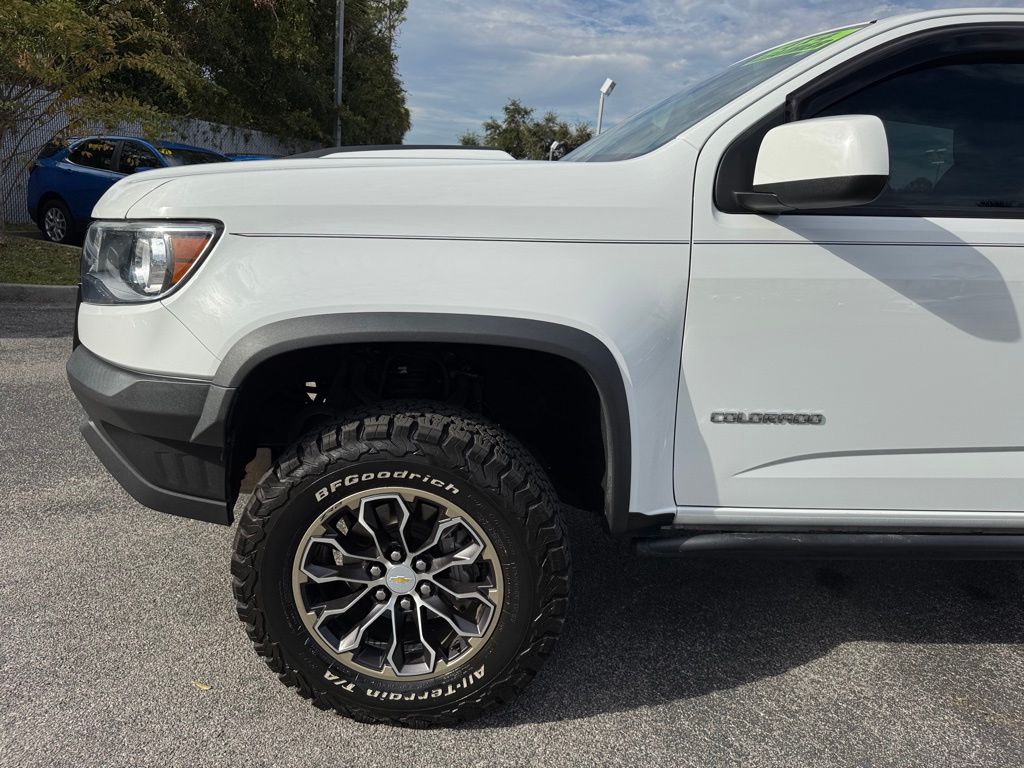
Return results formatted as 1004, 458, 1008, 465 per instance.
563, 23, 867, 163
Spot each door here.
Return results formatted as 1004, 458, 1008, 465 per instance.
677, 24, 1024, 516
61, 138, 123, 221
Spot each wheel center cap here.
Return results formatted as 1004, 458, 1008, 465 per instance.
385, 564, 417, 594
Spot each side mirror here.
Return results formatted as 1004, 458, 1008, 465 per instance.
737, 115, 889, 213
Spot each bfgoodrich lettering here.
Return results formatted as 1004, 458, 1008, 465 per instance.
315, 470, 461, 502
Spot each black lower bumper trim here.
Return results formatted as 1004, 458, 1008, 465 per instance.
82, 420, 229, 524
633, 532, 1024, 560
68, 345, 232, 525
67, 345, 219, 444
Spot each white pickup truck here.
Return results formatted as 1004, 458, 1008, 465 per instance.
68, 8, 1024, 725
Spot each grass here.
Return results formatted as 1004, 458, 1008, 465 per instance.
0, 227, 80, 285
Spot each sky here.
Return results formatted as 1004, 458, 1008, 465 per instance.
396, 0, 1017, 144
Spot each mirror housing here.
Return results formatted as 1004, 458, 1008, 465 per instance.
737, 114, 889, 213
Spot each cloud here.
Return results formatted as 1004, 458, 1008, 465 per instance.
397, 0, 1019, 144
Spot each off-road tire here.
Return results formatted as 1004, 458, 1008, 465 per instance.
231, 404, 570, 726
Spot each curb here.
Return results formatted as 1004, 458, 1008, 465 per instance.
0, 283, 77, 306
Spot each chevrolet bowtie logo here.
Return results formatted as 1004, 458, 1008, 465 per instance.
389, 576, 413, 585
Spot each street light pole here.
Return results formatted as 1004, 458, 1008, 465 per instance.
333, 0, 345, 146
596, 78, 616, 135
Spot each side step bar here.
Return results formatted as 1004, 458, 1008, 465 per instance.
633, 532, 1024, 560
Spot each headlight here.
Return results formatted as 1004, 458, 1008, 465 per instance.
81, 221, 221, 304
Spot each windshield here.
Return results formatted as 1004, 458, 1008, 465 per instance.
563, 24, 867, 163
157, 144, 227, 166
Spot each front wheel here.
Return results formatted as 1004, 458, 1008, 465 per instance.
232, 405, 570, 726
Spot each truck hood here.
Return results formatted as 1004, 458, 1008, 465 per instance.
93, 142, 697, 243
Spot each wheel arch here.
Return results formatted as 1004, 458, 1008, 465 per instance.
197, 313, 634, 532
36, 192, 70, 223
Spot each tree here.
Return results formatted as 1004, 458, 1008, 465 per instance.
460, 99, 593, 160
0, 0, 203, 240
337, 0, 411, 145
158, 0, 410, 145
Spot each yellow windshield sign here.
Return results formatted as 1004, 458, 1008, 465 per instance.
744, 24, 865, 65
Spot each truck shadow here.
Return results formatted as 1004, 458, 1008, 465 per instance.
780, 217, 1022, 343
468, 507, 1024, 728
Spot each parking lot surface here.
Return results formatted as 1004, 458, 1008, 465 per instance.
2, 303, 1024, 767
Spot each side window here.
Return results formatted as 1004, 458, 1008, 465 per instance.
68, 139, 117, 171
37, 138, 69, 160
815, 59, 1024, 212
118, 141, 162, 173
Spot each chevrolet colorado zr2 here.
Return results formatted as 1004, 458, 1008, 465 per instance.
68, 9, 1024, 725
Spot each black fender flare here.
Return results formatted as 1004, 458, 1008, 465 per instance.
195, 312, 633, 531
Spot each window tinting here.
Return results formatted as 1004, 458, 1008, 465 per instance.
816, 58, 1024, 212
119, 141, 162, 173
156, 145, 226, 166
68, 139, 117, 171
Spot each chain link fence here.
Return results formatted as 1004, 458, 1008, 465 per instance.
2, 98, 319, 224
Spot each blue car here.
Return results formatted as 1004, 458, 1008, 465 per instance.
27, 136, 228, 243
225, 152, 279, 161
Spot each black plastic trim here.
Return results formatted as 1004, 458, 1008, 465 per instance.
733, 191, 792, 214
634, 532, 1024, 559
748, 174, 887, 212
625, 511, 675, 533
286, 144, 501, 159
80, 419, 228, 524
67, 346, 230, 524
715, 108, 785, 213
211, 313, 633, 532
68, 346, 215, 443
72, 284, 81, 350
68, 315, 635, 531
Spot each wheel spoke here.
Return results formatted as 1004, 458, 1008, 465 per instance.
299, 536, 382, 584
428, 537, 484, 575
413, 603, 438, 673
312, 589, 368, 624
385, 605, 401, 671
303, 561, 378, 584
357, 494, 413, 558
308, 535, 378, 562
387, 602, 438, 676
411, 515, 486, 574
435, 582, 497, 624
410, 517, 465, 558
433, 578, 495, 604
419, 592, 488, 638
336, 600, 391, 653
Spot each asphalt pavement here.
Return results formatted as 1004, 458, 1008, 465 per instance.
2, 302, 1024, 767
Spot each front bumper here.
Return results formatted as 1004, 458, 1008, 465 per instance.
67, 345, 232, 524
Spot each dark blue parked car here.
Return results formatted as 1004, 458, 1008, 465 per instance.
27, 136, 228, 243
225, 152, 279, 161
